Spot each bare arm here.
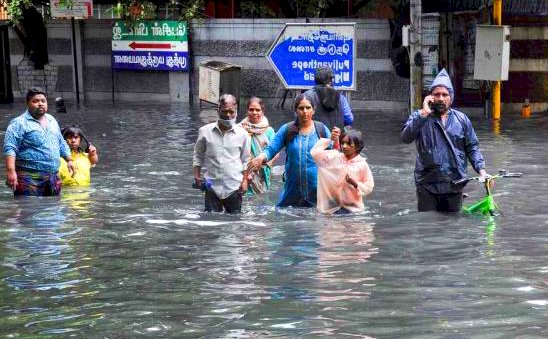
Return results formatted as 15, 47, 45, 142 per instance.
193, 166, 202, 187
266, 153, 279, 168
240, 169, 249, 193
192, 127, 207, 187
5, 155, 17, 190
247, 153, 267, 172
88, 145, 99, 165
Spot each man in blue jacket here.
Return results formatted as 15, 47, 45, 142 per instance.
401, 69, 489, 212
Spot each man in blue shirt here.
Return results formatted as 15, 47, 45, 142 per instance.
3, 87, 75, 196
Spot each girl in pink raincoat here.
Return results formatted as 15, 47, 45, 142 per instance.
311, 130, 374, 214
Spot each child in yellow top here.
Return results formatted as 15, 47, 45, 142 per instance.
59, 126, 98, 186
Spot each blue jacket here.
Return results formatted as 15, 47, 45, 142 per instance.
263, 121, 331, 207
401, 108, 485, 194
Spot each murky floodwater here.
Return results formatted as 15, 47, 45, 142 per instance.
0, 101, 546, 338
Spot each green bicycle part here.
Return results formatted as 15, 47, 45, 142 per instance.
463, 195, 500, 216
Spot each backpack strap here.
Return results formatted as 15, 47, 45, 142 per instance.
313, 120, 327, 139
284, 120, 327, 147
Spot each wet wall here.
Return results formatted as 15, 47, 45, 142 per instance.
8, 18, 409, 110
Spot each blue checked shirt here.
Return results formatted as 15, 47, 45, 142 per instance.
3, 110, 71, 174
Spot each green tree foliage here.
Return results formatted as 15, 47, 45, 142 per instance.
109, 0, 203, 25
2, 0, 34, 23
240, 0, 276, 18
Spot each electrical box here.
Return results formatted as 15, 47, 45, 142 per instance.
473, 25, 511, 81
199, 60, 241, 105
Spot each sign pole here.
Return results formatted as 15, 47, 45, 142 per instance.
492, 0, 502, 120
111, 68, 115, 103
71, 17, 80, 105
409, 0, 422, 111
188, 23, 194, 105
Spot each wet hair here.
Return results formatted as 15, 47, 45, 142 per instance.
26, 87, 47, 102
341, 129, 364, 153
293, 93, 315, 111
62, 125, 88, 153
62, 125, 82, 138
219, 93, 237, 108
314, 66, 334, 85
246, 96, 265, 113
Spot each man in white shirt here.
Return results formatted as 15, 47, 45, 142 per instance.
193, 94, 250, 213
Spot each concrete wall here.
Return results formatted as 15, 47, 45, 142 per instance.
191, 18, 408, 110
504, 26, 548, 113
8, 18, 409, 110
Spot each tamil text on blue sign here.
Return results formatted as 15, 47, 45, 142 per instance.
267, 23, 356, 90
112, 20, 189, 71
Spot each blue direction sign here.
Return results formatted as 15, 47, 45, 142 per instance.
267, 23, 356, 90
112, 20, 189, 71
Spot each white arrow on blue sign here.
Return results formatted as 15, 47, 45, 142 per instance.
266, 23, 356, 90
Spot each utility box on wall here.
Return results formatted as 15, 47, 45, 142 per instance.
199, 60, 241, 105
473, 25, 511, 81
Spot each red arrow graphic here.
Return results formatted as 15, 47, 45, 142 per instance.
129, 42, 172, 50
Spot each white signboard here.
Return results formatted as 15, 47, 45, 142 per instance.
51, 0, 93, 19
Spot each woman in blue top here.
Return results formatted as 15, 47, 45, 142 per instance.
248, 94, 338, 207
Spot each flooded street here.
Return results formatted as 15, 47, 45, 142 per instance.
0, 101, 546, 338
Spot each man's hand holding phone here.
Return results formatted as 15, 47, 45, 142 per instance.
421, 95, 434, 117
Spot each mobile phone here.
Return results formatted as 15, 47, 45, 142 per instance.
428, 102, 445, 115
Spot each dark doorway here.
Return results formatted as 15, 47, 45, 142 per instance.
0, 24, 13, 104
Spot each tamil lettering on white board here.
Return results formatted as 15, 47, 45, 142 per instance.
51, 0, 93, 18
111, 20, 189, 71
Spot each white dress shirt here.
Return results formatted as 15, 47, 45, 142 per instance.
193, 122, 250, 199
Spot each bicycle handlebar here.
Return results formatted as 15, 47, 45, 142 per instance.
452, 170, 523, 187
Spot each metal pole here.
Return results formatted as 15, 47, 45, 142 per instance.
111, 68, 115, 102
188, 22, 194, 105
347, 0, 352, 17
71, 17, 80, 105
492, 0, 502, 120
409, 0, 423, 111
